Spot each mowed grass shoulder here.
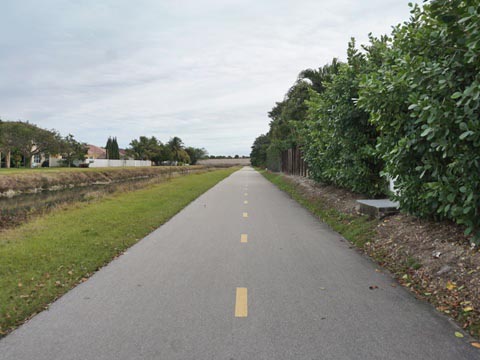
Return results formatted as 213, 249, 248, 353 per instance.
0, 167, 238, 335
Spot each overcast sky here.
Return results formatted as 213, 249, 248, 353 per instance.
0, 0, 416, 155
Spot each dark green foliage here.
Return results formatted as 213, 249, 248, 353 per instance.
105, 137, 113, 159
0, 121, 61, 167
264, 60, 343, 173
167, 137, 190, 164
127, 136, 208, 165
0, 120, 15, 156
60, 134, 88, 167
105, 137, 120, 160
250, 134, 270, 167
126, 136, 167, 164
111, 137, 120, 159
185, 147, 208, 165
252, 1, 480, 241
358, 1, 480, 239
126, 136, 148, 160
298, 58, 341, 94
304, 40, 386, 196
105, 137, 112, 159
266, 144, 282, 172
268, 81, 311, 150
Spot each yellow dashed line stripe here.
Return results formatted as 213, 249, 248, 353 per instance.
235, 288, 248, 317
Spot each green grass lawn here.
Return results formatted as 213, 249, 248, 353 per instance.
0, 167, 238, 335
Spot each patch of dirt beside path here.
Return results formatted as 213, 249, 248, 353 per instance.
284, 174, 480, 338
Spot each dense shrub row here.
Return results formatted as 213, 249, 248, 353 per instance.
359, 1, 480, 238
251, 1, 480, 241
304, 40, 386, 196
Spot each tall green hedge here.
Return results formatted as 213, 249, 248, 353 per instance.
304, 40, 386, 197
266, 143, 282, 172
250, 134, 270, 167
253, 0, 480, 241
358, 1, 480, 239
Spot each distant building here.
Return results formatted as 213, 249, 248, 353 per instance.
28, 144, 62, 168
86, 145, 107, 162
31, 153, 63, 168
85, 145, 130, 162
119, 149, 128, 159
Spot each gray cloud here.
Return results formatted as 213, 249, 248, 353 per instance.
0, 0, 416, 155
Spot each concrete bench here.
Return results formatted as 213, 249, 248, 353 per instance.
357, 199, 399, 219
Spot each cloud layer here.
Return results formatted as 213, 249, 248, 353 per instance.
0, 0, 415, 155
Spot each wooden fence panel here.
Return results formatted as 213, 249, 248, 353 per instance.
280, 147, 308, 177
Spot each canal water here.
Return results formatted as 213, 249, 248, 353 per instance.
0, 170, 189, 230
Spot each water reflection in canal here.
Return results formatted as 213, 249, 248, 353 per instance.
0, 173, 179, 230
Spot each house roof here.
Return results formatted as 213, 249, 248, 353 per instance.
87, 145, 106, 159
86, 145, 130, 159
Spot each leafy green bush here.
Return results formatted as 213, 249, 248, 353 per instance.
358, 1, 480, 239
250, 134, 270, 167
303, 40, 386, 196
251, 0, 480, 241
266, 144, 282, 172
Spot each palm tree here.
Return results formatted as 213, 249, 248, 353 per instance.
298, 58, 341, 93
167, 137, 188, 163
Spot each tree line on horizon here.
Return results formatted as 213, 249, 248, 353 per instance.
0, 120, 210, 167
0, 120, 87, 168
125, 135, 208, 165
251, 0, 480, 241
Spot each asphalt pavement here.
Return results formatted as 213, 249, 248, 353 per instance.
0, 167, 478, 359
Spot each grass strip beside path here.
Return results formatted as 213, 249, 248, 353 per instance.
0, 167, 238, 335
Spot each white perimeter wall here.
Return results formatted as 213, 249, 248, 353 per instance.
89, 159, 152, 168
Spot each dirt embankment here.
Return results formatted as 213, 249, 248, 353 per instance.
284, 174, 480, 339
0, 166, 204, 197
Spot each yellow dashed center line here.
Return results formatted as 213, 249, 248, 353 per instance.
237, 184, 250, 318
235, 288, 248, 317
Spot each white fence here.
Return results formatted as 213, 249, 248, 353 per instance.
88, 159, 152, 168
